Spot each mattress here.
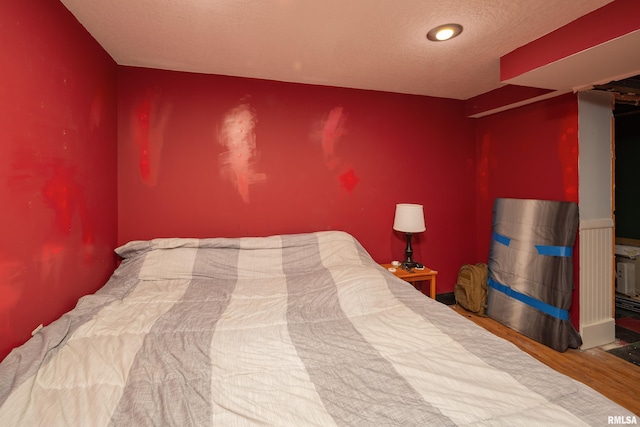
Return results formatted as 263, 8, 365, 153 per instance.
0, 231, 632, 425
487, 198, 582, 352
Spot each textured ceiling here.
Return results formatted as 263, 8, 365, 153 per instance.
59, 0, 614, 100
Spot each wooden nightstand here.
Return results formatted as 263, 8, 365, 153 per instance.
381, 263, 438, 299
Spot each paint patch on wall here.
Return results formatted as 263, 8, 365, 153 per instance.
39, 243, 66, 286
339, 168, 359, 193
558, 120, 578, 201
0, 259, 24, 312
9, 150, 93, 248
41, 161, 91, 245
313, 106, 358, 192
132, 90, 172, 186
0, 258, 23, 349
320, 106, 347, 170
218, 102, 267, 203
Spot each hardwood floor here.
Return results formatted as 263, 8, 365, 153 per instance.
451, 305, 640, 416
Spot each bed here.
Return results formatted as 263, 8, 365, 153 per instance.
0, 231, 634, 426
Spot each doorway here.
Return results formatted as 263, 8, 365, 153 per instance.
611, 83, 640, 314
606, 78, 640, 363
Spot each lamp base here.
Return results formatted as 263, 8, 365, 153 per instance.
400, 232, 423, 271
401, 260, 424, 272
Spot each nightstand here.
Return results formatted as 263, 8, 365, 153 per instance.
381, 263, 438, 299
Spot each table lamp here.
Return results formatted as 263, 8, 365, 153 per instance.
393, 203, 426, 271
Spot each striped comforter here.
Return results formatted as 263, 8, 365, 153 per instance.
0, 231, 633, 426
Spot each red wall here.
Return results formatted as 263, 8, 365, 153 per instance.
475, 94, 581, 325
118, 67, 478, 293
0, 1, 118, 360
0, 4, 585, 362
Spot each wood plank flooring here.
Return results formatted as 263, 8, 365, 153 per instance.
451, 304, 640, 416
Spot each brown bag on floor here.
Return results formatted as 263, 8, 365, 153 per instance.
454, 263, 488, 316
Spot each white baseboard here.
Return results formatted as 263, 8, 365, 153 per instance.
580, 318, 615, 350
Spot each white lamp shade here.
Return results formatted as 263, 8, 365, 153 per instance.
393, 204, 426, 233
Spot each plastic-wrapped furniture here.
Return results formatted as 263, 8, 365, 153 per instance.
487, 198, 582, 352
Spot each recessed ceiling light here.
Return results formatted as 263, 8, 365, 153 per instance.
426, 24, 463, 42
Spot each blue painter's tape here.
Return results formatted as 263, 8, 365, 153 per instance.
492, 231, 511, 246
535, 245, 573, 257
488, 278, 570, 321
492, 230, 572, 257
